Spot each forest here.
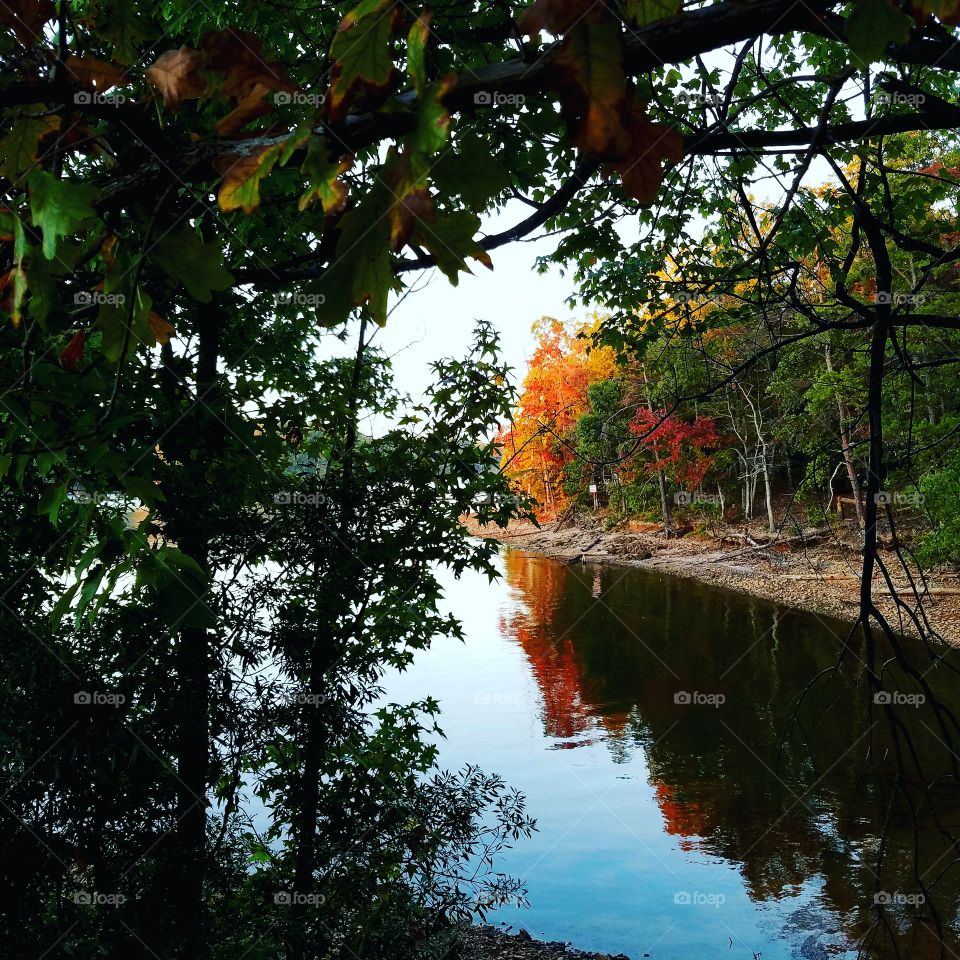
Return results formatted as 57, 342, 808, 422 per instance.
3, 0, 960, 958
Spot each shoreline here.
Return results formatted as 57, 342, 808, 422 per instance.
464, 516, 960, 645
461, 925, 629, 960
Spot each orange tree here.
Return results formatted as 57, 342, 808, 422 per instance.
500, 316, 615, 516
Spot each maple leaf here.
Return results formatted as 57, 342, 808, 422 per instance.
298, 139, 352, 214
386, 149, 434, 251
146, 47, 208, 110
215, 144, 282, 214
517, 0, 597, 35
411, 210, 492, 285
214, 81, 275, 138
407, 12, 431, 97
328, 0, 400, 122
551, 16, 632, 160
151, 228, 234, 302
59, 331, 86, 372
65, 56, 128, 91
0, 0, 55, 46
605, 102, 683, 204
28, 171, 100, 260
623, 0, 682, 26
911, 0, 960, 23
0, 108, 61, 184
845, 0, 914, 61
200, 29, 296, 101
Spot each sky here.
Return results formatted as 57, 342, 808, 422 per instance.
365, 200, 593, 403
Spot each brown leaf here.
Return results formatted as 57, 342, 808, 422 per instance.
214, 82, 274, 137
517, 0, 597, 36
65, 56, 127, 91
551, 16, 632, 160
605, 102, 683, 204
0, 0, 55, 46
146, 47, 208, 110
200, 29, 296, 101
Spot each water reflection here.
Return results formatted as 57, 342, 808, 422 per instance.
496, 550, 960, 959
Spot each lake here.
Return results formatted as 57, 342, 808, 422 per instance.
383, 548, 960, 960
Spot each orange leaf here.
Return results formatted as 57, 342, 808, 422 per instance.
148, 311, 174, 345
605, 102, 683, 204
214, 81, 274, 137
146, 47, 208, 110
65, 56, 127, 91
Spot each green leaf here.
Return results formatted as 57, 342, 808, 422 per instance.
151, 228, 234, 302
28, 171, 100, 261
407, 12, 430, 97
328, 0, 398, 121
412, 210, 492, 286
845, 0, 913, 62
0, 107, 60, 184
624, 0, 682, 26
37, 482, 67, 525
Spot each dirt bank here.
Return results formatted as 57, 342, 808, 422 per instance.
463, 515, 960, 645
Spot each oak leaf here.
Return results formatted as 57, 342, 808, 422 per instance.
517, 0, 597, 35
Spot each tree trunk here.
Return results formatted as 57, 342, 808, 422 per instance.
825, 343, 864, 530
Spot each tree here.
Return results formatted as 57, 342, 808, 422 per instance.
5, 0, 960, 956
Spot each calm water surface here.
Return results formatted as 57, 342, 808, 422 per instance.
382, 548, 960, 960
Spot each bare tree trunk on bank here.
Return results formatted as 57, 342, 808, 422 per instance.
825, 343, 865, 530
641, 364, 671, 533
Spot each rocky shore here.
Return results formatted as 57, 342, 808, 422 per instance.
460, 926, 629, 960
463, 516, 960, 644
